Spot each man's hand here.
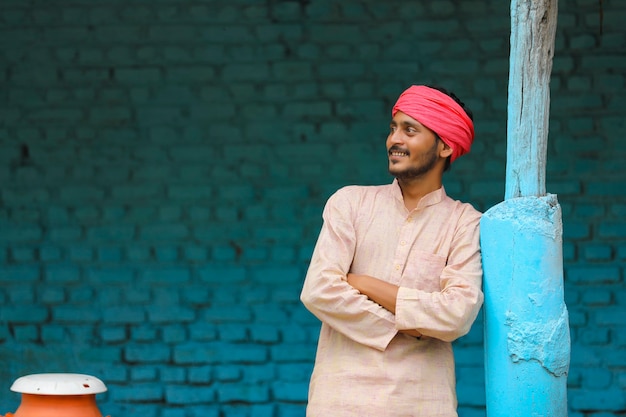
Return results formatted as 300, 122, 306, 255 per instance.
347, 273, 422, 339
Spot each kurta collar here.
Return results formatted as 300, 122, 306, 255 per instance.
390, 178, 447, 210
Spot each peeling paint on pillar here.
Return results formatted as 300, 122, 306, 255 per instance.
482, 195, 570, 416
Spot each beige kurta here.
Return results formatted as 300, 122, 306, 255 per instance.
301, 180, 483, 417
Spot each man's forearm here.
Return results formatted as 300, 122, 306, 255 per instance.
347, 273, 399, 313
347, 273, 422, 338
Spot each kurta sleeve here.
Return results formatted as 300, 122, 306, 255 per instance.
395, 208, 484, 342
300, 188, 398, 351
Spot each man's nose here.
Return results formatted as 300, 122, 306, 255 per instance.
388, 130, 404, 145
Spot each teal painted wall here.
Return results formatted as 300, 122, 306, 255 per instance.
0, 0, 624, 416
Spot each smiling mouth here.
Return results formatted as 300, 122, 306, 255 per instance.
388, 146, 409, 158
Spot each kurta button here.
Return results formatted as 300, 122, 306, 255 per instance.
400, 240, 406, 245
395, 265, 401, 270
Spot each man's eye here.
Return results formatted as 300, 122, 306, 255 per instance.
407, 127, 417, 133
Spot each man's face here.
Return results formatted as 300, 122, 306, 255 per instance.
386, 111, 441, 180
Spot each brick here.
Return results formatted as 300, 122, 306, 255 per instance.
189, 323, 218, 341
218, 383, 269, 403
546, 180, 582, 195
242, 246, 268, 262
0, 224, 43, 243
141, 267, 190, 284
581, 367, 613, 389
147, 306, 195, 324
570, 345, 602, 366
97, 247, 123, 264
595, 307, 626, 326
271, 381, 308, 402
162, 325, 187, 343
59, 185, 105, 202
587, 181, 626, 197
162, 409, 186, 417
100, 326, 127, 343
218, 324, 248, 342
10, 247, 35, 262
181, 285, 210, 305
165, 66, 217, 83
49, 226, 82, 241
276, 404, 307, 417
109, 383, 164, 403
98, 288, 123, 307
39, 287, 65, 304
114, 67, 161, 84
125, 344, 171, 363
177, 342, 268, 365
578, 327, 609, 345
7, 287, 34, 303
598, 222, 626, 239
222, 63, 270, 81
0, 305, 49, 323
580, 288, 612, 305
250, 266, 301, 284
282, 101, 332, 118
198, 265, 246, 284
153, 246, 179, 262
39, 245, 62, 261
166, 385, 215, 405
270, 343, 316, 362
280, 325, 308, 343
103, 306, 145, 324
13, 325, 38, 342
111, 184, 161, 201
573, 203, 606, 218
250, 325, 280, 343
276, 363, 313, 383
131, 326, 158, 342
140, 223, 189, 241
566, 266, 620, 284
168, 185, 213, 201
87, 225, 134, 241
203, 306, 252, 323
562, 222, 591, 240
136, 103, 182, 124
173, 343, 216, 365
252, 304, 289, 323
215, 365, 241, 382
216, 185, 255, 201
44, 264, 80, 282
187, 406, 220, 417
188, 365, 212, 384
131, 366, 158, 382
241, 364, 276, 384
569, 387, 626, 411
160, 366, 187, 383
53, 306, 100, 323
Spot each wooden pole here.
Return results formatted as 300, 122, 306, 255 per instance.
481, 1, 571, 416
506, 0, 557, 199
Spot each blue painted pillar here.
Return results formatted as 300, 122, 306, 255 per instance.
481, 1, 570, 416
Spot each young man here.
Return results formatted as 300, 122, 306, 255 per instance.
300, 85, 483, 417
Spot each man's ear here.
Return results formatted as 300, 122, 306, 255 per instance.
439, 141, 453, 158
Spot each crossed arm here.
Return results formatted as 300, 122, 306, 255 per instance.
347, 273, 423, 338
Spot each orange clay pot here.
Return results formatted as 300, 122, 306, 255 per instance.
7, 393, 103, 417
1, 374, 108, 417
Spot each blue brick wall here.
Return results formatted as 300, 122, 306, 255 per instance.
0, 1, 624, 416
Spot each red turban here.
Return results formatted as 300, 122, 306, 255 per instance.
392, 85, 474, 163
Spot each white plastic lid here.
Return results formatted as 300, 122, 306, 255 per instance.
10, 373, 107, 395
